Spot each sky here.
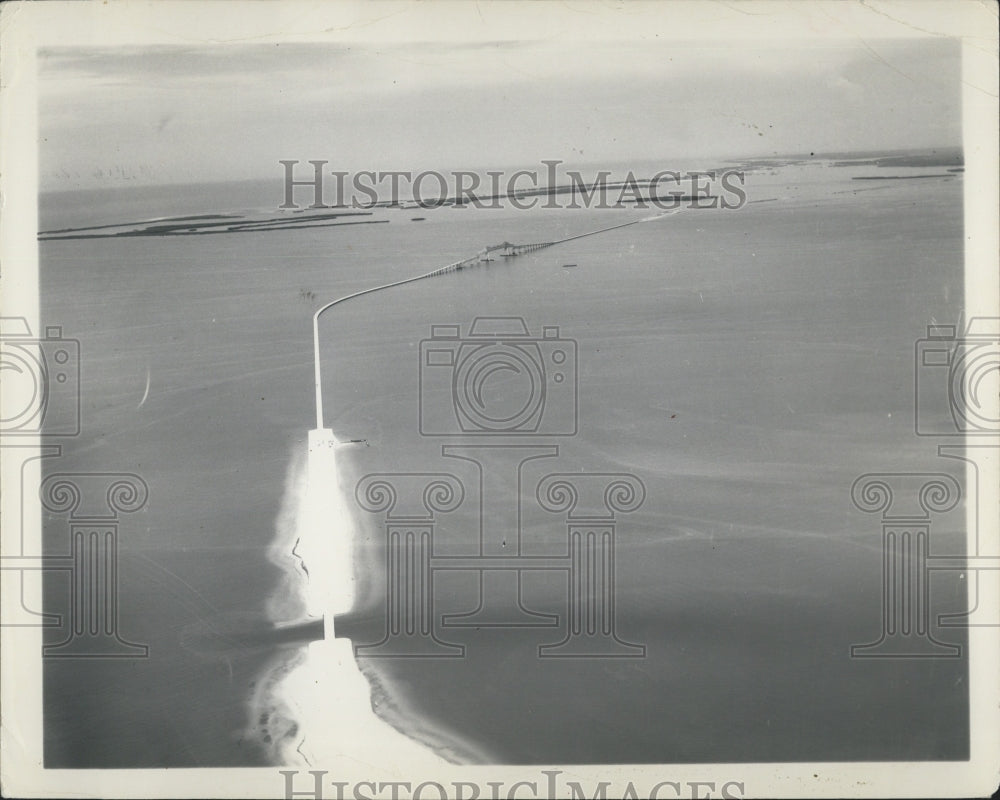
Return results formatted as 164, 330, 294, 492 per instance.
39, 37, 961, 190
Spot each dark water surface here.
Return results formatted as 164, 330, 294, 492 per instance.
40, 160, 968, 766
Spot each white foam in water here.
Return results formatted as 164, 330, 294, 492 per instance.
263, 444, 311, 624
253, 430, 486, 767
298, 430, 359, 624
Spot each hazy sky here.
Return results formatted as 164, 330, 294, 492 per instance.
40, 38, 961, 190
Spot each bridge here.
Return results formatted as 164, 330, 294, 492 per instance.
312, 210, 677, 428
446, 240, 556, 270
489, 240, 555, 257
426, 213, 676, 279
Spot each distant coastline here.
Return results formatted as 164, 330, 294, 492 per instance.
37, 146, 963, 239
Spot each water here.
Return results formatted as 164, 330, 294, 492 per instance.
38, 157, 968, 766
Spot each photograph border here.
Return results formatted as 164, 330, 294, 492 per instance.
2, 2, 997, 797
